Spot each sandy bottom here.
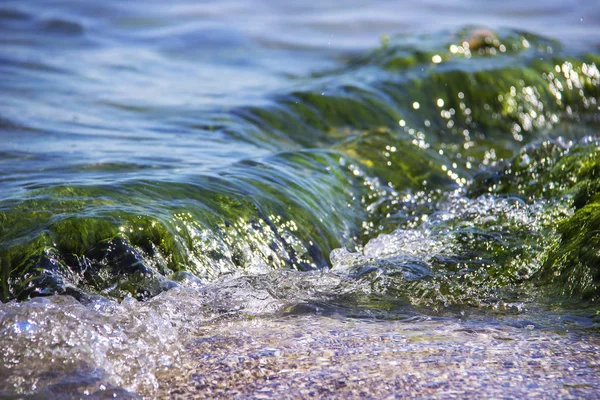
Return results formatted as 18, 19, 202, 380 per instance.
159, 315, 600, 399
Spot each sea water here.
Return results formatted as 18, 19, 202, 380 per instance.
1, 0, 600, 397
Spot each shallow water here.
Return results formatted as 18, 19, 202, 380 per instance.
163, 315, 600, 399
1, 0, 600, 398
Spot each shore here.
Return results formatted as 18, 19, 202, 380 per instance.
159, 315, 600, 399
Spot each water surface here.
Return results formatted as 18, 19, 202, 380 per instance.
1, 0, 600, 397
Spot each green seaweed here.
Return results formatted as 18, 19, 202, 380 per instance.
1, 27, 599, 304
536, 146, 600, 301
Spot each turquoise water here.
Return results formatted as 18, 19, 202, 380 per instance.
1, 0, 600, 397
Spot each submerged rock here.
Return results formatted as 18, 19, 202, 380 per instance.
0, 27, 599, 305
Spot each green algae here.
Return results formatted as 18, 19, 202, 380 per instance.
538, 146, 600, 301
236, 30, 599, 162
0, 150, 372, 300
464, 139, 600, 305
1, 27, 599, 305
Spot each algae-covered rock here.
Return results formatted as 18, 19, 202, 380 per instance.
1, 27, 599, 304
0, 150, 371, 301
465, 139, 600, 304
543, 204, 600, 301
326, 137, 600, 310
536, 145, 600, 301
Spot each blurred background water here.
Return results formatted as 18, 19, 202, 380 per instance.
1, 0, 598, 194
